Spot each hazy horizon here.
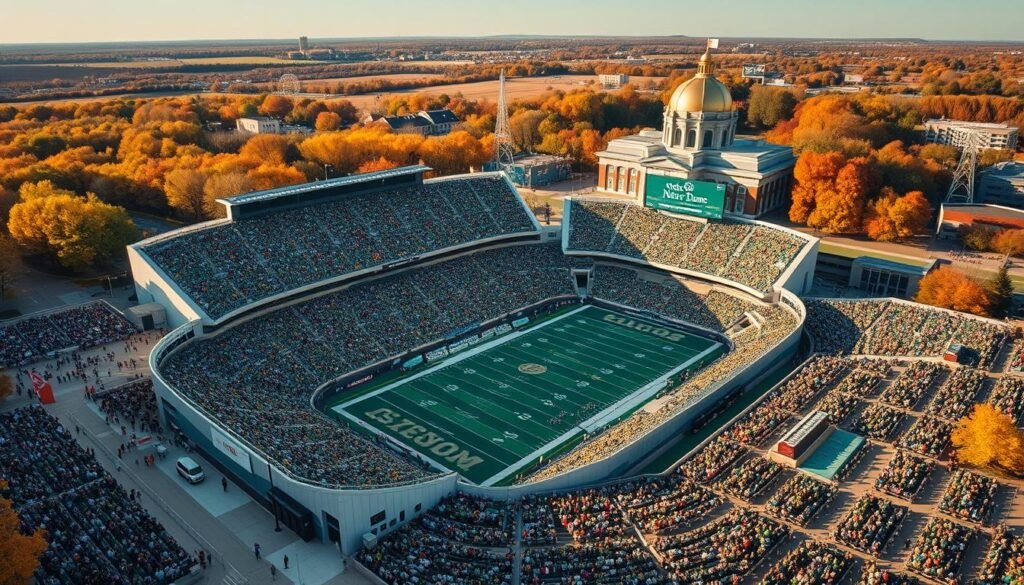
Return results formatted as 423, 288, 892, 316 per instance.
5, 0, 1023, 44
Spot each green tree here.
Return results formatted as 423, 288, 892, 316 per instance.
746, 86, 798, 129
989, 264, 1014, 319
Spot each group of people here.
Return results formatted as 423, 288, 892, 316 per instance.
852, 403, 905, 441
976, 525, 1024, 585
0, 302, 139, 369
719, 456, 783, 502
0, 406, 193, 585
880, 361, 944, 410
805, 299, 1008, 368
763, 541, 853, 585
897, 416, 953, 459
874, 450, 934, 501
938, 468, 999, 525
765, 355, 849, 414
98, 379, 162, 436
613, 475, 722, 536
567, 200, 806, 292
766, 474, 839, 526
833, 494, 908, 556
988, 375, 1024, 424
145, 176, 536, 318
654, 509, 788, 584
925, 367, 987, 421
906, 517, 972, 584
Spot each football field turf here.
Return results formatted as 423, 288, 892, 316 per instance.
331, 305, 724, 485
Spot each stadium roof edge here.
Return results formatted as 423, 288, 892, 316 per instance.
217, 164, 433, 208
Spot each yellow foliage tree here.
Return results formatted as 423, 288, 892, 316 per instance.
952, 403, 1024, 475
915, 266, 992, 317
0, 481, 48, 585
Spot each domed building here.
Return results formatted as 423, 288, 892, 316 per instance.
595, 48, 795, 218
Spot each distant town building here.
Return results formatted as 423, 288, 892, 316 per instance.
236, 117, 311, 135
299, 36, 309, 54
936, 203, 1024, 240
484, 153, 572, 188
595, 49, 795, 218
598, 74, 629, 89
236, 117, 281, 134
978, 162, 1024, 209
365, 109, 461, 136
923, 119, 1019, 150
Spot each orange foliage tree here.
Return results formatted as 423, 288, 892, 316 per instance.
952, 403, 1024, 475
990, 229, 1024, 257
864, 188, 933, 242
790, 152, 880, 233
0, 481, 48, 584
315, 111, 343, 132
914, 266, 992, 316
357, 157, 399, 174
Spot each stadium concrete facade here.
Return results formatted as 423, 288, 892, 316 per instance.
130, 165, 818, 554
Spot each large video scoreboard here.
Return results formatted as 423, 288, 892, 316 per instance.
644, 175, 727, 220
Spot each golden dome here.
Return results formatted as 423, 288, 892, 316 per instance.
668, 50, 733, 114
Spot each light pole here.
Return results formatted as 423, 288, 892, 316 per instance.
324, 163, 332, 180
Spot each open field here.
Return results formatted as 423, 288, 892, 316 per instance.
329, 305, 723, 485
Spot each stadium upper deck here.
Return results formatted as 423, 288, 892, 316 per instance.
130, 169, 540, 323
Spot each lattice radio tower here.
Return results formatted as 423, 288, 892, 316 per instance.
945, 128, 981, 204
493, 70, 516, 174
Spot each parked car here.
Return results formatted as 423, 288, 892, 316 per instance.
175, 456, 205, 484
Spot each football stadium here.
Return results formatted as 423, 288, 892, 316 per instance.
128, 164, 818, 554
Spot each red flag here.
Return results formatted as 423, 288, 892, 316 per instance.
29, 372, 55, 404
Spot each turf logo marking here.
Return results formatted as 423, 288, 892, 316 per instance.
518, 363, 548, 375
601, 313, 687, 342
363, 408, 485, 471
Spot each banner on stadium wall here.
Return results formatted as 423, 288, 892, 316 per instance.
29, 372, 55, 404
211, 428, 253, 473
465, 334, 481, 347
512, 317, 530, 328
495, 324, 513, 335
449, 341, 470, 354
403, 355, 424, 369
426, 347, 449, 362
479, 328, 495, 341
346, 374, 374, 389
645, 175, 726, 219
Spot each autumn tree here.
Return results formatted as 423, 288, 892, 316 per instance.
357, 157, 399, 174
0, 374, 12, 401
315, 111, 342, 132
239, 134, 292, 166
915, 265, 992, 316
863, 188, 932, 242
952, 403, 1024, 475
7, 181, 138, 272
790, 152, 880, 233
259, 95, 293, 119
163, 168, 209, 221
992, 229, 1024, 257
0, 481, 48, 584
746, 86, 798, 129
961, 223, 998, 251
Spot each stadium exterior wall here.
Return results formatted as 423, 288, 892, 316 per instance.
128, 244, 208, 328
149, 322, 458, 555
560, 198, 820, 298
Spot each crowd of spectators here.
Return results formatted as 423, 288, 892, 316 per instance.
0, 406, 193, 585
834, 368, 886, 398
817, 389, 861, 425
567, 200, 807, 292
880, 362, 945, 410
804, 299, 1008, 368
421, 493, 513, 547
988, 375, 1024, 424
926, 367, 987, 421
144, 176, 536, 319
719, 456, 783, 502
875, 450, 934, 501
681, 436, 747, 483
0, 302, 138, 368
614, 475, 723, 535
857, 561, 919, 585
1007, 339, 1024, 373
765, 355, 849, 414
975, 525, 1024, 585
762, 541, 853, 585
766, 474, 838, 526
833, 494, 907, 556
98, 379, 162, 436
654, 509, 787, 583
906, 517, 973, 584
851, 403, 905, 441
939, 469, 999, 525
722, 405, 790, 447
161, 243, 577, 487
897, 416, 952, 459
520, 496, 558, 547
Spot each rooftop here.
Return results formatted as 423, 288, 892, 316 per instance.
984, 161, 1024, 179
925, 118, 1017, 132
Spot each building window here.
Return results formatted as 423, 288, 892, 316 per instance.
370, 510, 386, 525
628, 169, 637, 194
673, 128, 682, 146
617, 167, 625, 191
415, 503, 422, 513
703, 130, 714, 149
686, 130, 696, 148
734, 185, 747, 214
605, 165, 615, 190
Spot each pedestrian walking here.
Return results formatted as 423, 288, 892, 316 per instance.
222, 477, 228, 492
270, 565, 277, 581
254, 543, 261, 560
283, 555, 289, 569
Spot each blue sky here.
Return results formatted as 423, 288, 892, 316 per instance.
5, 0, 1022, 44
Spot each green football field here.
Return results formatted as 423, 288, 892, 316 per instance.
331, 305, 724, 485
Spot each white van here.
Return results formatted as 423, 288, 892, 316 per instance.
175, 456, 205, 484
